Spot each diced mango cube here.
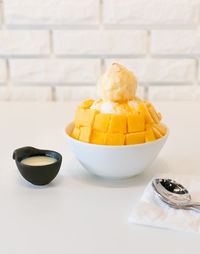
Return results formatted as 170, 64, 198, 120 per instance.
145, 124, 156, 142
80, 99, 94, 109
146, 102, 161, 123
74, 107, 84, 127
152, 126, 162, 139
108, 115, 127, 134
126, 132, 145, 145
105, 133, 125, 145
84, 109, 99, 126
79, 126, 92, 143
90, 130, 106, 145
153, 123, 167, 136
93, 114, 111, 133
127, 113, 145, 133
75, 108, 98, 127
148, 106, 160, 124
138, 103, 154, 124
71, 127, 80, 139
157, 112, 162, 121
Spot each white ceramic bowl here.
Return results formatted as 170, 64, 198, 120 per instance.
65, 122, 168, 179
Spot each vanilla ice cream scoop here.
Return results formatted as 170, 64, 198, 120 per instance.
98, 63, 137, 102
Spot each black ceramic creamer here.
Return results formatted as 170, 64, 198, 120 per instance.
13, 146, 62, 185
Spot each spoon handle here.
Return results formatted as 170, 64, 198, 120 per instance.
187, 203, 200, 211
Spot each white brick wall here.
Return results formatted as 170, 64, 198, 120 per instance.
149, 86, 200, 101
9, 59, 100, 83
4, 0, 99, 25
151, 30, 200, 55
0, 86, 52, 101
1, 0, 200, 101
0, 30, 50, 55
103, 0, 200, 25
54, 30, 147, 55
55, 86, 98, 101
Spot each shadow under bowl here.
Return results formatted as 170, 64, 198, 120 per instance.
13, 146, 62, 186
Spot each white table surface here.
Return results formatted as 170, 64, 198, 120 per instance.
1, 101, 200, 254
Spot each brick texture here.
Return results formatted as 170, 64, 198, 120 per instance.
149, 86, 200, 101
151, 30, 200, 55
0, 0, 200, 101
0, 86, 52, 101
54, 30, 147, 55
4, 0, 99, 25
9, 86, 52, 101
55, 86, 97, 101
0, 30, 50, 55
9, 59, 101, 83
103, 0, 200, 25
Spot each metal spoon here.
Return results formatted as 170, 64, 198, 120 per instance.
152, 178, 200, 211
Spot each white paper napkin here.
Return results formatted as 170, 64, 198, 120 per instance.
129, 174, 200, 233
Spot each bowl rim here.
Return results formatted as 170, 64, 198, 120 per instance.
64, 122, 169, 149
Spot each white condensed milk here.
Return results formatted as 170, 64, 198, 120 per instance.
21, 156, 57, 166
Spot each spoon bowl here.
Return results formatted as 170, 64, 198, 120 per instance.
152, 178, 200, 210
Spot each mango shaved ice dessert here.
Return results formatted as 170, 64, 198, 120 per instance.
71, 63, 167, 146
